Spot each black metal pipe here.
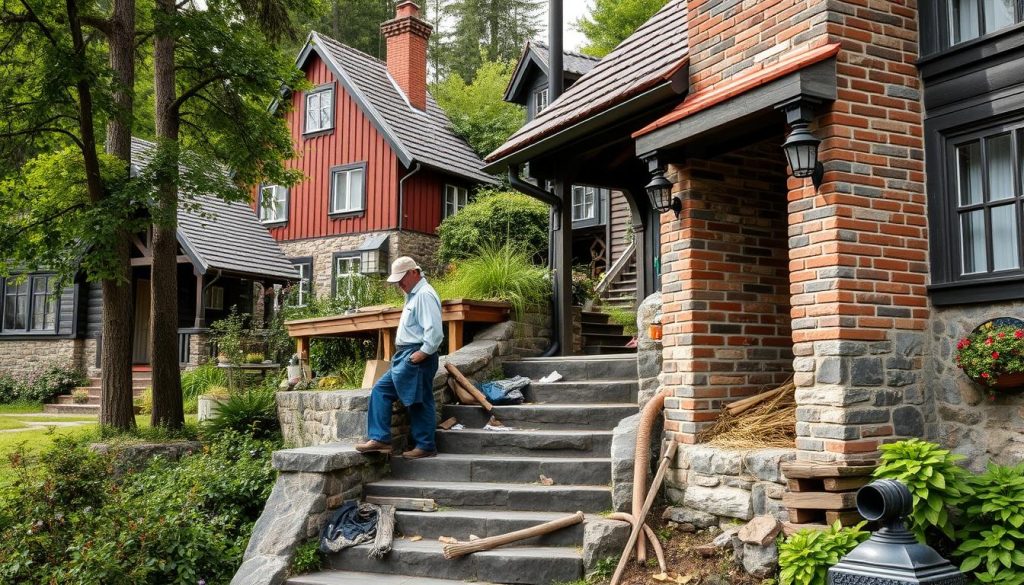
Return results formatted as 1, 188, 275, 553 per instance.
548, 0, 563, 101
507, 165, 560, 207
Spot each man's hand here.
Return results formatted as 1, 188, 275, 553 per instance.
409, 351, 428, 364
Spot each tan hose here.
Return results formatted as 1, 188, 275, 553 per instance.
632, 388, 671, 562
607, 512, 666, 572
442, 511, 585, 559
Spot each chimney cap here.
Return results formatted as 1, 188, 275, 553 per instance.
396, 1, 420, 18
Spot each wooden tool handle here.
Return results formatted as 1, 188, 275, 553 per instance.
443, 512, 585, 559
444, 363, 494, 411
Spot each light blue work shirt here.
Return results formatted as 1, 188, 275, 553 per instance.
394, 278, 444, 355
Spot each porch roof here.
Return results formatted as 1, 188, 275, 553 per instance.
483, 0, 689, 170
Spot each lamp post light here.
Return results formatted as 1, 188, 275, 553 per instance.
776, 97, 825, 190
645, 170, 681, 218
828, 479, 967, 585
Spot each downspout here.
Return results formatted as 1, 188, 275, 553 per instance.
397, 162, 423, 232
548, 0, 564, 101
508, 164, 561, 357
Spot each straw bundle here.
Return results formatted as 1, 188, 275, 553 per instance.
697, 379, 796, 448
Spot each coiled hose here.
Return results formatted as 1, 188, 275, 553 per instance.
632, 388, 671, 562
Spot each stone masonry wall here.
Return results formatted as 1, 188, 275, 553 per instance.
390, 230, 441, 274
928, 300, 1024, 470
661, 139, 793, 444
0, 338, 89, 378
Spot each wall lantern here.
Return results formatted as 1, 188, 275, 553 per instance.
776, 97, 825, 190
828, 479, 967, 585
358, 233, 389, 276
645, 170, 681, 218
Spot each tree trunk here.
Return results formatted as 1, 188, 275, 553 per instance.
149, 0, 184, 429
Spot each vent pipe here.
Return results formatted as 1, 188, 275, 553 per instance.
548, 0, 563, 101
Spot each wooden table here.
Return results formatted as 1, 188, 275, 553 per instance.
284, 299, 511, 361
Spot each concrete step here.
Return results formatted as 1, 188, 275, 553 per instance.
288, 572, 497, 585
502, 355, 636, 381
583, 345, 637, 355
57, 395, 101, 405
436, 429, 613, 457
523, 380, 638, 404
42, 403, 99, 414
389, 453, 611, 485
323, 540, 582, 584
364, 480, 611, 513
583, 333, 635, 347
394, 509, 593, 546
442, 403, 637, 431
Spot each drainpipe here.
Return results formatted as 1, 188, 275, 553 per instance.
548, 0, 563, 101
508, 164, 561, 356
397, 162, 423, 232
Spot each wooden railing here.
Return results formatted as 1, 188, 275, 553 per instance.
594, 241, 636, 299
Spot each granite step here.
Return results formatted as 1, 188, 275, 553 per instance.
442, 403, 637, 431
502, 355, 636, 381
580, 311, 610, 324
288, 571, 497, 585
522, 380, 638, 404
436, 428, 613, 457
322, 539, 582, 584
394, 509, 593, 546
389, 453, 611, 485
363, 480, 611, 513
42, 403, 101, 414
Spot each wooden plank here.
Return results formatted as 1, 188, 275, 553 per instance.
448, 321, 464, 355
783, 491, 858, 511
787, 509, 824, 524
781, 461, 876, 479
823, 476, 871, 492
826, 510, 864, 526
365, 496, 437, 512
782, 522, 830, 537
787, 478, 823, 492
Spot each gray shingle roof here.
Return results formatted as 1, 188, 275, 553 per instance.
130, 138, 299, 282
309, 32, 497, 185
486, 0, 689, 163
529, 41, 601, 77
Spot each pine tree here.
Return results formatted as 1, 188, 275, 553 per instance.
444, 0, 542, 82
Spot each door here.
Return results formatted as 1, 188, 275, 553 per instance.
132, 279, 151, 364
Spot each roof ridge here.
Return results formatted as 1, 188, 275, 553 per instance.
310, 30, 389, 66
530, 39, 601, 62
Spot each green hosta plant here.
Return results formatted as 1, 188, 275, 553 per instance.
957, 462, 1024, 584
778, 521, 869, 585
873, 438, 973, 540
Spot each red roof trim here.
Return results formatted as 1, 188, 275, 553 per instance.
632, 42, 841, 139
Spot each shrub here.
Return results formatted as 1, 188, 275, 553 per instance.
244, 352, 265, 364
20, 366, 87, 403
957, 462, 1024, 583
317, 376, 345, 390
289, 539, 322, 575
72, 388, 90, 404
203, 387, 279, 440
873, 438, 973, 540
434, 243, 549, 318
778, 521, 869, 585
308, 337, 375, 378
436, 190, 549, 265
571, 267, 597, 306
0, 373, 24, 404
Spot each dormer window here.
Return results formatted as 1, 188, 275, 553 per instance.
304, 85, 334, 134
534, 88, 549, 116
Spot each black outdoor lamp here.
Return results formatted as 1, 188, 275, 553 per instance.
645, 170, 681, 218
358, 233, 389, 276
777, 96, 825, 190
828, 479, 967, 585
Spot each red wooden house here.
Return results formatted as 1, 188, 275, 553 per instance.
258, 1, 496, 307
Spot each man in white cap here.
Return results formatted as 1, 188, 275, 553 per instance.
355, 256, 443, 459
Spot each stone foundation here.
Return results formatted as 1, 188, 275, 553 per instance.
927, 300, 1024, 470
666, 444, 796, 524
0, 338, 90, 378
637, 292, 663, 407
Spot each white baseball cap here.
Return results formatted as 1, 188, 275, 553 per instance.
387, 256, 421, 283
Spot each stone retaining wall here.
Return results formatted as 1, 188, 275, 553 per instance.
665, 445, 796, 525
0, 338, 88, 378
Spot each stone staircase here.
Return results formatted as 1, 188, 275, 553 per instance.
581, 310, 636, 356
44, 371, 151, 414
289, 355, 640, 585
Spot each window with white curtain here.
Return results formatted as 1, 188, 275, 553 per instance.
953, 126, 1023, 277
333, 255, 362, 305
947, 0, 1019, 45
331, 164, 365, 214
259, 185, 288, 224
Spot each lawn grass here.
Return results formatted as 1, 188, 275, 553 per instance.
0, 400, 45, 414
0, 418, 28, 431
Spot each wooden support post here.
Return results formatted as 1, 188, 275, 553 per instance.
382, 328, 394, 360
193, 272, 205, 328
551, 177, 573, 355
448, 320, 464, 355
297, 336, 310, 379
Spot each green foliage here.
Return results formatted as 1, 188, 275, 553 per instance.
957, 462, 1024, 583
306, 338, 375, 379
211, 307, 253, 366
778, 521, 869, 585
0, 366, 87, 404
181, 364, 228, 414
135, 388, 154, 414
289, 539, 323, 575
434, 243, 549, 318
603, 307, 639, 336
583, 556, 617, 584
439, 0, 543, 82
245, 352, 266, 364
575, 0, 670, 58
203, 387, 280, 440
437, 189, 549, 265
432, 59, 525, 156
955, 324, 1024, 386
571, 268, 597, 307
0, 432, 278, 584
287, 0, 396, 57
873, 438, 973, 540
0, 373, 24, 404
282, 277, 404, 319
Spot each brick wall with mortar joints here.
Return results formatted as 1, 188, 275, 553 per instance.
660, 139, 793, 444
788, 0, 928, 461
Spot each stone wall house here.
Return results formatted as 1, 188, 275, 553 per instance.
259, 2, 497, 309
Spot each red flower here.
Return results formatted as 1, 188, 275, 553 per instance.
986, 337, 995, 346
993, 352, 1000, 359
982, 372, 991, 379
957, 338, 970, 350
1016, 330, 1024, 339
999, 332, 1007, 338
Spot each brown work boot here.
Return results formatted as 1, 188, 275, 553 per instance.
354, 439, 392, 454
402, 448, 437, 459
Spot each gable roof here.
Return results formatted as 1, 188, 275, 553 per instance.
130, 138, 299, 282
485, 0, 689, 167
504, 40, 602, 103
297, 32, 497, 186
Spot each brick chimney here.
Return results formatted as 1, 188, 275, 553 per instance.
381, 1, 432, 111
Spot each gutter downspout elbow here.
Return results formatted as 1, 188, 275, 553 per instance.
398, 162, 423, 232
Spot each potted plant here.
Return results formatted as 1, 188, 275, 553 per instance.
198, 385, 231, 421
955, 321, 1024, 395
71, 388, 90, 404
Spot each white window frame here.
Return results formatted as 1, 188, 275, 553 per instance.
444, 184, 469, 218
304, 86, 334, 134
330, 165, 366, 215
534, 87, 549, 116
571, 185, 597, 221
333, 255, 363, 304
259, 185, 288, 224
294, 262, 311, 307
